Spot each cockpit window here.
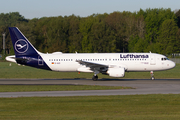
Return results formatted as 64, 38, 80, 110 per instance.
161, 57, 169, 61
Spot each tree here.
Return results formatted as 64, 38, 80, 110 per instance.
175, 9, 180, 28
175, 28, 180, 53
1, 8, 180, 55
105, 12, 127, 52
79, 15, 97, 53
156, 19, 178, 54
68, 15, 82, 53
140, 8, 177, 52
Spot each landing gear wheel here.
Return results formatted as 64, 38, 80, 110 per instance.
92, 75, 98, 81
151, 76, 155, 80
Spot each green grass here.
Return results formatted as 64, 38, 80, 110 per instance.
0, 85, 133, 92
0, 62, 180, 79
0, 94, 180, 120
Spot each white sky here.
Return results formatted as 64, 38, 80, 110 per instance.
1, 0, 180, 19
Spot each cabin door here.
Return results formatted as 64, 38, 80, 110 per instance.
150, 55, 156, 65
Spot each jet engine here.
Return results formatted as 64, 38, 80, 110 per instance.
107, 67, 125, 77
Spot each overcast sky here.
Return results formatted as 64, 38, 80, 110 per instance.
1, 0, 180, 19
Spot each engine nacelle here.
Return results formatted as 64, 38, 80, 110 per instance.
107, 67, 125, 77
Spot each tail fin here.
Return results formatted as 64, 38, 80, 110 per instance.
9, 27, 39, 56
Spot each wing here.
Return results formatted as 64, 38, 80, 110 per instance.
76, 60, 108, 74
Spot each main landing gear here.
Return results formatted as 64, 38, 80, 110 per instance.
150, 71, 155, 80
92, 75, 98, 81
92, 70, 99, 81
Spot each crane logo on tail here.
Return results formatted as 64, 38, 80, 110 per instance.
15, 39, 29, 53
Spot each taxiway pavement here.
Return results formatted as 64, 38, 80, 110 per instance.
0, 78, 180, 97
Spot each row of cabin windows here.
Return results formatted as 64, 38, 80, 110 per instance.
49, 59, 73, 61
49, 58, 147, 61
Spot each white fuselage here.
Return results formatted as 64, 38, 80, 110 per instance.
40, 52, 175, 72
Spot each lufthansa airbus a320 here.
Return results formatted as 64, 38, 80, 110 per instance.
6, 27, 175, 80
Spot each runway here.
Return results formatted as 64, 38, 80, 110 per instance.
0, 78, 180, 97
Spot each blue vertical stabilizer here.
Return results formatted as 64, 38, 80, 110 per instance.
9, 27, 38, 56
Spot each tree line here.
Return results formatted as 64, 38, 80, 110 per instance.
1, 8, 180, 56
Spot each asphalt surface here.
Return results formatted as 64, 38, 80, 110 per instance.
0, 78, 180, 97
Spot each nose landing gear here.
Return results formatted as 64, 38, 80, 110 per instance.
150, 71, 155, 80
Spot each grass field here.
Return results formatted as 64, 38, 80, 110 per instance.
0, 94, 180, 120
0, 62, 180, 79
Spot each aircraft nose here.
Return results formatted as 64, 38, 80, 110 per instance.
169, 61, 176, 69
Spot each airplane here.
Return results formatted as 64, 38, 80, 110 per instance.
6, 27, 176, 81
